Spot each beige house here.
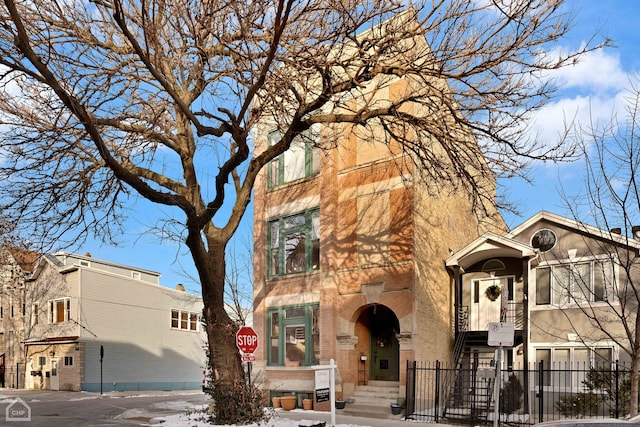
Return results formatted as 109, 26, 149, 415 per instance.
251, 12, 503, 413
23, 252, 205, 392
444, 211, 640, 415
0, 246, 39, 388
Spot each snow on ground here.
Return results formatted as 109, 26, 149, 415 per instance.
150, 408, 369, 427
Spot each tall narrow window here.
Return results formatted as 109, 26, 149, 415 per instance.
536, 267, 550, 305
189, 313, 198, 331
267, 127, 320, 188
56, 300, 65, 323
171, 310, 179, 328
268, 208, 320, 277
32, 303, 39, 326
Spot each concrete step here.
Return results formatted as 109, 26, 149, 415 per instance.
341, 382, 403, 420
341, 403, 404, 420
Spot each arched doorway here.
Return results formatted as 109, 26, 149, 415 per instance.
357, 304, 400, 382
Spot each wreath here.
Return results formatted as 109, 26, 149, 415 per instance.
485, 285, 502, 301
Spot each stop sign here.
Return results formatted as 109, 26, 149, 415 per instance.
236, 326, 258, 354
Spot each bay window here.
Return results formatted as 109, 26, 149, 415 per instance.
48, 297, 70, 323
269, 209, 320, 276
535, 259, 615, 306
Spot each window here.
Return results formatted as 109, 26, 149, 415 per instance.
535, 259, 614, 306
38, 356, 46, 366
48, 298, 71, 323
32, 303, 39, 326
531, 229, 557, 252
267, 128, 320, 188
535, 346, 613, 389
267, 304, 319, 366
79, 260, 90, 267
64, 356, 73, 366
131, 271, 141, 280
268, 209, 320, 276
171, 309, 199, 331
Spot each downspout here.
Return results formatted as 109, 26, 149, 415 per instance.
522, 254, 534, 413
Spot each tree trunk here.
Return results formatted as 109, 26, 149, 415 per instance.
188, 231, 263, 424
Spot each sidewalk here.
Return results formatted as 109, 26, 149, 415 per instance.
271, 408, 453, 427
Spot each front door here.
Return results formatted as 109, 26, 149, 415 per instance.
50, 359, 59, 391
370, 325, 399, 381
472, 277, 503, 330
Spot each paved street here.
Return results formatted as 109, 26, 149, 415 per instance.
0, 389, 209, 426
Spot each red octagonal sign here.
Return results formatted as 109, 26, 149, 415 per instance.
236, 326, 258, 354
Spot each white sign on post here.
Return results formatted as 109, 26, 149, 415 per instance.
315, 369, 330, 403
487, 322, 514, 347
313, 359, 337, 427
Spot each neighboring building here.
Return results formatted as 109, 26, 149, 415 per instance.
252, 11, 503, 410
23, 252, 205, 392
444, 211, 640, 414
0, 246, 39, 388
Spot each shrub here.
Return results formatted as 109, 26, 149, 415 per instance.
500, 374, 524, 414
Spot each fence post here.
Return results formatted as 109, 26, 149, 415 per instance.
471, 359, 477, 421
538, 360, 544, 424
434, 360, 440, 423
406, 360, 416, 420
615, 360, 619, 419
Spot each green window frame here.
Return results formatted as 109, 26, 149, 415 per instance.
267, 128, 320, 188
267, 304, 320, 366
268, 208, 320, 277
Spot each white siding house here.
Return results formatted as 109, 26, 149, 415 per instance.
23, 252, 205, 392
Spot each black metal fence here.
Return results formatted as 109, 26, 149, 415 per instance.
406, 360, 633, 425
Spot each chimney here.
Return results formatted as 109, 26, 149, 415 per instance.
176, 284, 185, 292
610, 227, 622, 235
85, 252, 92, 257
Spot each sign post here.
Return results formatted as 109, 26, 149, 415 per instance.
313, 359, 337, 427
100, 345, 104, 395
488, 322, 514, 427
236, 326, 258, 385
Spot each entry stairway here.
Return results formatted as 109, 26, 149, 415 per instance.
341, 380, 404, 420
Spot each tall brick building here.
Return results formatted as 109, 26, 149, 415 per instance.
251, 11, 504, 411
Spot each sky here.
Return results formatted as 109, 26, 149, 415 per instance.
75, 1, 640, 295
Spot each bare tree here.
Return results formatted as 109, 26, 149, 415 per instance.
0, 0, 604, 421
547, 77, 640, 415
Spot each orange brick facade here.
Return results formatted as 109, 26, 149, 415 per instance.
252, 73, 502, 407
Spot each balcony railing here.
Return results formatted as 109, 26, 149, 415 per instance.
456, 302, 524, 332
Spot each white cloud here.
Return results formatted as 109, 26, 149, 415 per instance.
527, 48, 631, 154
551, 48, 628, 93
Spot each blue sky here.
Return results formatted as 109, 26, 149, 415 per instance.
80, 1, 640, 294
500, 0, 640, 228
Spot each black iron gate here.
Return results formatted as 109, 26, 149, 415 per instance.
406, 360, 631, 425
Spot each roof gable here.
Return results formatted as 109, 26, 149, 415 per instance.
446, 232, 536, 271
507, 211, 640, 251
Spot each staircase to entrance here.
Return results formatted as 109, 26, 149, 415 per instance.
341, 380, 403, 420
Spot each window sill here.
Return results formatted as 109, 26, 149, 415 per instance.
267, 174, 319, 192
267, 269, 320, 282
531, 301, 619, 310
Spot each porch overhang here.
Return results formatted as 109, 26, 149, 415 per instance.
446, 232, 537, 272
23, 336, 80, 345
